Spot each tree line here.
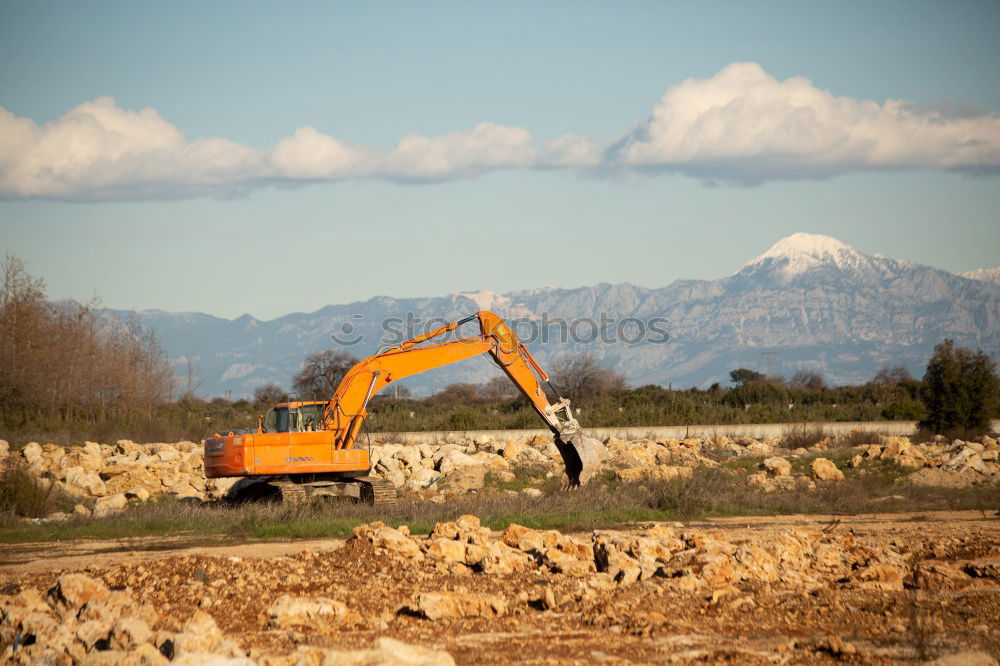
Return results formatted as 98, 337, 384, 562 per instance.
0, 256, 174, 440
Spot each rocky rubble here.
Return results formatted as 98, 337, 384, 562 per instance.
353, 515, 924, 594
4, 516, 999, 663
1, 431, 998, 519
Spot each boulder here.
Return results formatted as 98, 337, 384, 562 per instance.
394, 446, 422, 469
376, 458, 407, 488
852, 562, 904, 592
65, 466, 108, 497
110, 617, 152, 651
438, 451, 477, 474
615, 465, 692, 483
172, 609, 241, 658
470, 451, 510, 471
405, 468, 441, 492
810, 458, 844, 482
268, 595, 355, 629
412, 592, 507, 620
125, 487, 151, 502
501, 439, 527, 462
94, 493, 128, 518
154, 444, 181, 462
353, 522, 424, 560
894, 454, 924, 469
762, 457, 792, 476
21, 442, 44, 470
424, 538, 468, 563
48, 574, 110, 614
115, 440, 141, 458
440, 465, 487, 493
745, 440, 773, 456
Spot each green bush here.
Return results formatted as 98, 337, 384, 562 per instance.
919, 339, 999, 436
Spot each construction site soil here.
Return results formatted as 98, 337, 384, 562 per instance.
3, 510, 999, 664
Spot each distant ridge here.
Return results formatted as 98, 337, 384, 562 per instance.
961, 266, 1000, 287
107, 235, 1000, 398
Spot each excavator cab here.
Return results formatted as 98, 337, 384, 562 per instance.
261, 401, 326, 433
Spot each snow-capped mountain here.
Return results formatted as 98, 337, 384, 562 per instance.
108, 234, 1000, 397
742, 233, 871, 277
961, 267, 1000, 287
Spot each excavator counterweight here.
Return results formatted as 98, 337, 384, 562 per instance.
204, 311, 606, 503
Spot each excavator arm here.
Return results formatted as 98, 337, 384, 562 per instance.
319, 311, 605, 486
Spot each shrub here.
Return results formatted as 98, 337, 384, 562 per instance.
919, 339, 999, 436
0, 460, 60, 518
780, 425, 828, 449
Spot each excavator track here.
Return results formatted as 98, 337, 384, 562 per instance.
271, 475, 397, 507
355, 476, 399, 507
274, 480, 309, 505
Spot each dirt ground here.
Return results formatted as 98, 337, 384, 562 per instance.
3, 510, 999, 664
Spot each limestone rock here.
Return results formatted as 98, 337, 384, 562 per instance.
762, 457, 792, 476
48, 573, 111, 613
21, 442, 44, 470
268, 595, 355, 629
413, 592, 507, 620
94, 493, 128, 518
353, 522, 424, 560
501, 439, 526, 462
810, 458, 844, 482
65, 467, 108, 497
173, 610, 233, 657
125, 487, 151, 502
616, 465, 692, 483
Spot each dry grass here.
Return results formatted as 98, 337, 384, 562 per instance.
779, 425, 830, 450
2, 463, 996, 545
0, 460, 74, 521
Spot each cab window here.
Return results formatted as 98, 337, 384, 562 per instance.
274, 407, 289, 433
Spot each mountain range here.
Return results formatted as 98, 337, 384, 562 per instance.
108, 233, 1000, 398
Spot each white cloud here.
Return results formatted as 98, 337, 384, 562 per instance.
382, 122, 535, 180
1, 63, 999, 200
609, 62, 1000, 182
270, 127, 376, 179
0, 97, 266, 200
538, 134, 602, 167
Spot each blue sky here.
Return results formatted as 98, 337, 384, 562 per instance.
1, 1, 998, 319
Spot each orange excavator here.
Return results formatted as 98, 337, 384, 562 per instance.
204, 310, 606, 505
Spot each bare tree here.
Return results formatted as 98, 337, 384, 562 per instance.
871, 365, 912, 385
178, 356, 202, 402
0, 255, 173, 424
789, 370, 827, 391
253, 383, 286, 408
292, 350, 359, 399
429, 383, 482, 404
550, 353, 627, 399
869, 363, 914, 405
480, 375, 519, 402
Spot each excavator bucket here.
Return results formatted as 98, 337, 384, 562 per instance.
556, 432, 607, 488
